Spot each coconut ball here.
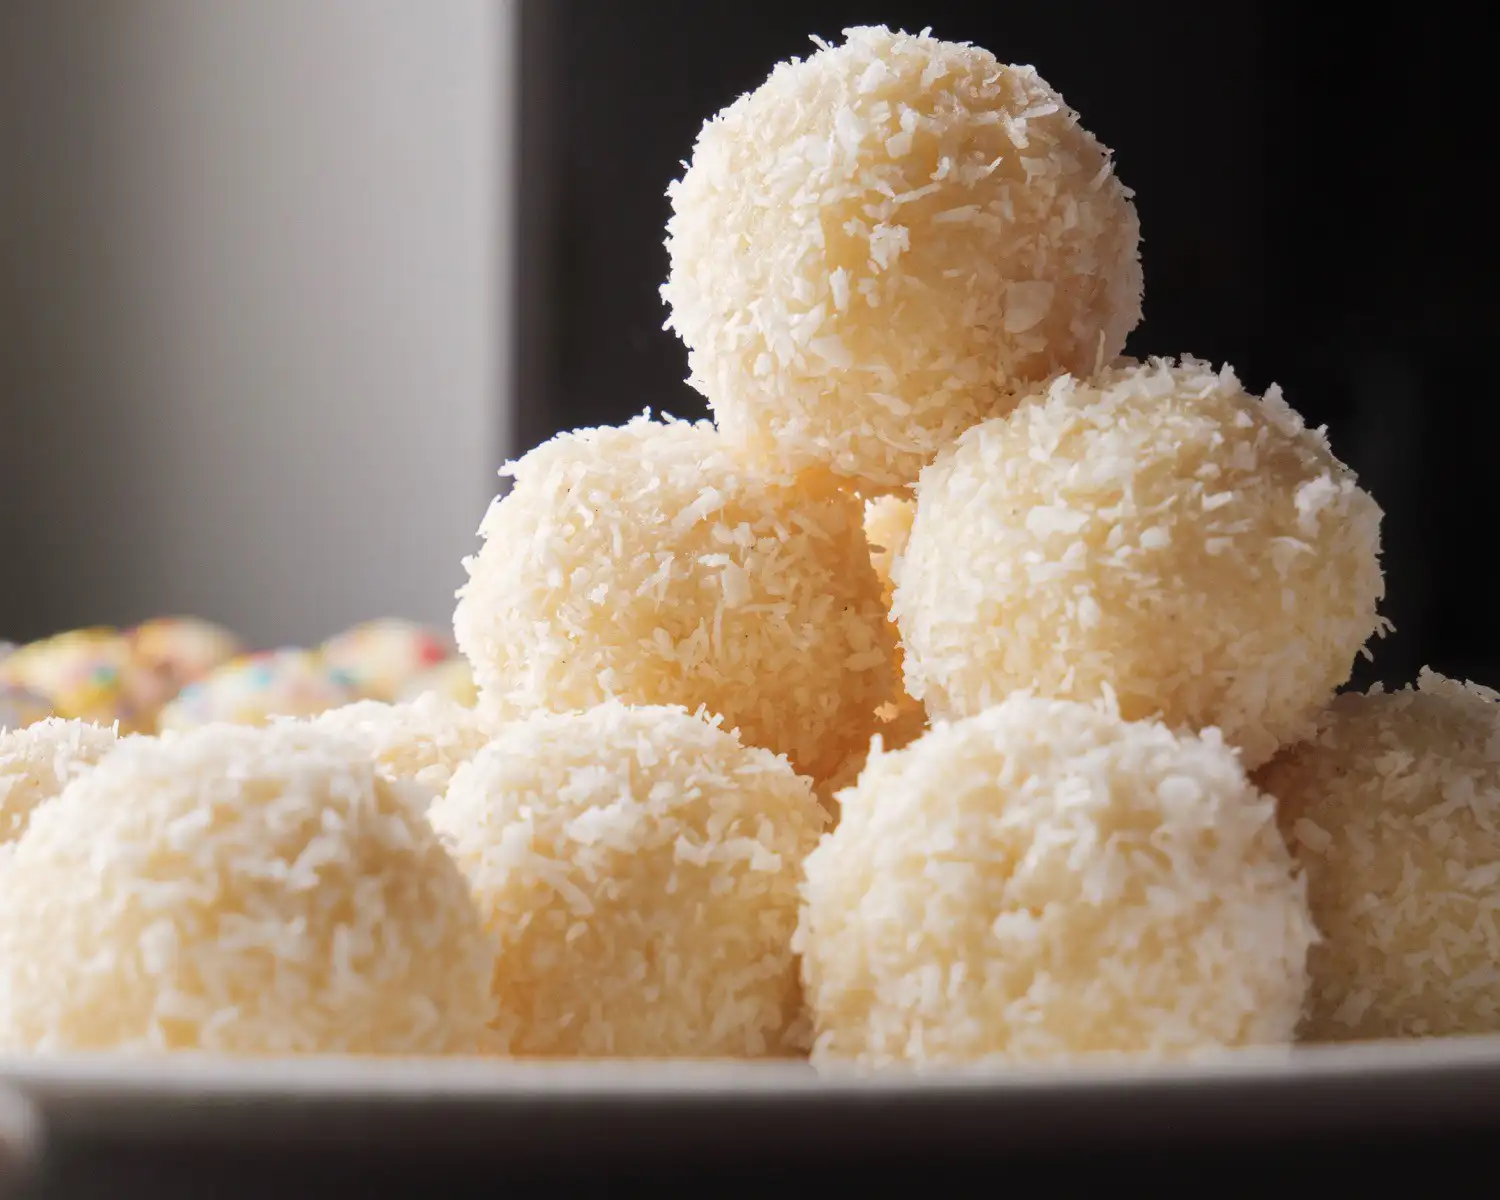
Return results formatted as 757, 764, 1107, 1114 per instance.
319, 618, 454, 703
302, 692, 489, 796
1259, 669, 1500, 1042
453, 413, 894, 781
661, 25, 1142, 493
796, 693, 1315, 1067
156, 649, 356, 732
429, 701, 826, 1058
0, 723, 495, 1054
398, 657, 478, 707
0, 718, 118, 847
894, 358, 1387, 768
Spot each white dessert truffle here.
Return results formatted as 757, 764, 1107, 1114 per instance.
796, 693, 1316, 1067
1259, 669, 1500, 1042
662, 25, 1142, 493
0, 723, 495, 1054
453, 414, 894, 781
303, 692, 489, 796
429, 701, 826, 1058
0, 718, 118, 847
894, 358, 1387, 767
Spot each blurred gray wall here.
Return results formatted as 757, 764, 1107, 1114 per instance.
1, 0, 514, 648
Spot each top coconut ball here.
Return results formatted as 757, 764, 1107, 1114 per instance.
893, 357, 1387, 768
662, 25, 1142, 493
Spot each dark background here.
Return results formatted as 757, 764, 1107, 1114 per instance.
516, 0, 1489, 693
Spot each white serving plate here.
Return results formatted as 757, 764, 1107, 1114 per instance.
4, 1036, 1500, 1193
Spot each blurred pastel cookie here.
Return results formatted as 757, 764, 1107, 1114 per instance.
0, 628, 154, 733
1, 682, 54, 732
128, 616, 244, 709
397, 657, 477, 707
156, 648, 357, 732
319, 618, 453, 703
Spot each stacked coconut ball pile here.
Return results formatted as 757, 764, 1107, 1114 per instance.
1, 25, 1497, 1067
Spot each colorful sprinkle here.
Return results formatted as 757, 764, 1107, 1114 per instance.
318, 618, 458, 703
156, 648, 355, 732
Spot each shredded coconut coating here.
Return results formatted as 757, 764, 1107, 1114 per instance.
429, 701, 826, 1058
894, 357, 1387, 768
797, 694, 1315, 1067
0, 718, 118, 847
453, 414, 894, 781
0, 723, 496, 1054
1259, 669, 1500, 1042
662, 25, 1142, 493
301, 693, 490, 797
